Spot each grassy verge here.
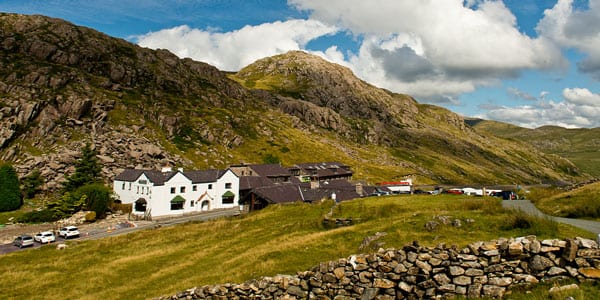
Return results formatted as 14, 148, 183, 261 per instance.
0, 195, 595, 299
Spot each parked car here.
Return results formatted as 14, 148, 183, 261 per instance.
58, 226, 80, 239
13, 235, 34, 248
34, 231, 56, 244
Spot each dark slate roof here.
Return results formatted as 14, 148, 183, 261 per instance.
247, 164, 291, 177
115, 168, 231, 186
292, 162, 352, 178
301, 187, 360, 202
114, 169, 178, 186
239, 175, 276, 190
183, 169, 228, 184
252, 184, 303, 204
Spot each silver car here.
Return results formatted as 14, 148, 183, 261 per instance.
13, 235, 34, 248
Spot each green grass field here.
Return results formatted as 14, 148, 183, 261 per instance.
0, 195, 596, 299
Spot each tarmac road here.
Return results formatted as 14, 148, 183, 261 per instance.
502, 200, 600, 235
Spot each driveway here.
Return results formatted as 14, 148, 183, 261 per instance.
502, 200, 600, 235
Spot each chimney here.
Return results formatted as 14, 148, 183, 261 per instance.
178, 167, 183, 172
355, 183, 363, 196
161, 166, 172, 173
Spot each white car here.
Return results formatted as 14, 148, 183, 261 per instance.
58, 226, 80, 239
34, 231, 56, 244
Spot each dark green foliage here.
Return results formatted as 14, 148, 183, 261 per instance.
47, 192, 85, 218
73, 184, 112, 219
21, 170, 44, 199
262, 153, 281, 164
0, 163, 22, 212
63, 143, 101, 192
47, 184, 112, 220
17, 209, 60, 223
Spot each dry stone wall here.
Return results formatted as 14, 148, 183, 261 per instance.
157, 236, 600, 299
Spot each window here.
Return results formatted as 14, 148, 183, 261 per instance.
190, 200, 194, 207
128, 182, 132, 190
122, 183, 125, 190
222, 191, 235, 204
170, 202, 184, 210
193, 185, 197, 191
208, 184, 213, 190
136, 186, 139, 194
170, 196, 185, 210
225, 183, 232, 189
180, 186, 186, 193
170, 187, 176, 194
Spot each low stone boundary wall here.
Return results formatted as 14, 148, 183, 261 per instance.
158, 236, 600, 299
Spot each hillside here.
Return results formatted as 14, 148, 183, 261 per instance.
466, 118, 600, 178
0, 13, 586, 192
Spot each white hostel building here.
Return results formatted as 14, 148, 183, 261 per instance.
113, 167, 240, 218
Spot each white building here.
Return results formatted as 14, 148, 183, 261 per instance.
113, 167, 240, 218
378, 179, 413, 194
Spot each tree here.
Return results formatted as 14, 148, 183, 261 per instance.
74, 184, 112, 219
64, 143, 101, 192
0, 163, 22, 212
47, 192, 86, 218
21, 169, 44, 199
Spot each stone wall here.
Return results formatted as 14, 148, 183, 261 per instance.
158, 236, 600, 299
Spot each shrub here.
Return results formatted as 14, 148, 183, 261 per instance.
73, 184, 112, 219
85, 211, 96, 222
17, 209, 60, 223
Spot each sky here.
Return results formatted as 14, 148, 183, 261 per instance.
1, 0, 599, 129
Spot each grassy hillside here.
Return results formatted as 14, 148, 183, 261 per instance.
529, 181, 600, 220
0, 195, 593, 299
467, 119, 600, 178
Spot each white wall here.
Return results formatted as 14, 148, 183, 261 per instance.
114, 169, 241, 218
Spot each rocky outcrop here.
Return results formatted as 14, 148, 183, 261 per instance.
157, 236, 600, 299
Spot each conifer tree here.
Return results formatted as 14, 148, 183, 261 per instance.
0, 163, 22, 212
64, 143, 101, 192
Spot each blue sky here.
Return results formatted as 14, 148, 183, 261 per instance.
1, 0, 599, 128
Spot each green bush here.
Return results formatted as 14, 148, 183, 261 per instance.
17, 209, 60, 223
73, 184, 112, 219
85, 211, 96, 222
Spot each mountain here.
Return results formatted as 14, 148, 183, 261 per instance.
466, 118, 600, 178
0, 13, 586, 193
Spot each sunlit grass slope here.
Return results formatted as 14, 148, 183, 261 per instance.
529, 182, 600, 220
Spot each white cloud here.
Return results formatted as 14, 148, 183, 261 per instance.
537, 0, 600, 80
135, 19, 337, 71
481, 88, 600, 128
289, 0, 566, 100
563, 87, 600, 106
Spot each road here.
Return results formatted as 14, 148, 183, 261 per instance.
0, 208, 241, 255
501, 200, 600, 235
